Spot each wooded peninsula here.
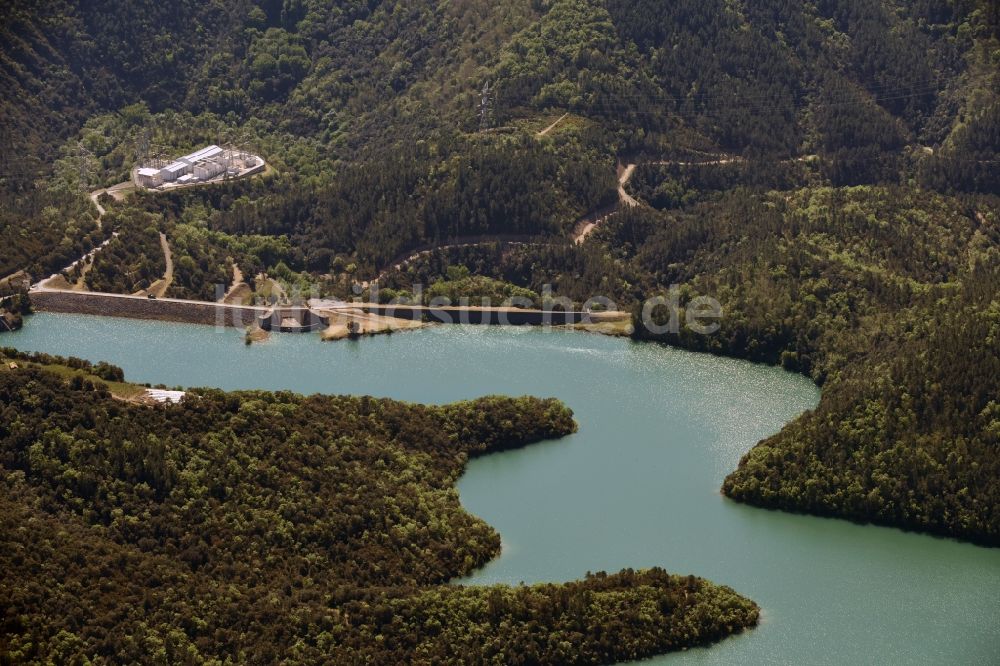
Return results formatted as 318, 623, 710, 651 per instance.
0, 353, 758, 663
1, 0, 998, 662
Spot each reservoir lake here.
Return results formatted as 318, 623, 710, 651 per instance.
7, 313, 1000, 664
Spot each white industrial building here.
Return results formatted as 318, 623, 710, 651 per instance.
158, 145, 225, 182
135, 144, 265, 190
136, 167, 162, 188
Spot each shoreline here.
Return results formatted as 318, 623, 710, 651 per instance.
13, 307, 639, 347
28, 288, 631, 337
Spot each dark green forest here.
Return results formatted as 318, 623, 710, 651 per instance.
0, 358, 758, 663
375, 186, 1000, 544
2, 0, 998, 279
624, 187, 1000, 544
2, 0, 1000, 661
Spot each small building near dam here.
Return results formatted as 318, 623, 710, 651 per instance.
257, 308, 329, 333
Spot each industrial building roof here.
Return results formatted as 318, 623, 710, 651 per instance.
145, 388, 186, 404
181, 145, 223, 162
154, 146, 225, 177
137, 167, 160, 176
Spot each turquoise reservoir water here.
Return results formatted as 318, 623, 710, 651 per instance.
7, 313, 1000, 664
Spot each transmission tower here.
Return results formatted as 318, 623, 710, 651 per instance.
77, 142, 92, 191
150, 144, 167, 169
136, 128, 151, 167
220, 130, 231, 180
478, 81, 495, 132
0, 126, 9, 179
240, 127, 252, 156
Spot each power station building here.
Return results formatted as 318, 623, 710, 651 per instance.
135, 167, 162, 188
135, 144, 264, 189
136, 145, 227, 188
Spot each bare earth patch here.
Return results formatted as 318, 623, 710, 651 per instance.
319, 309, 428, 341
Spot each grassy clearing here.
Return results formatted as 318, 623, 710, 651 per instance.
568, 319, 635, 337
0, 353, 146, 400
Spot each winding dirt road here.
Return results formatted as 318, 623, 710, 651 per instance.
155, 233, 174, 297
89, 189, 107, 221
617, 163, 639, 208
140, 233, 174, 298
373, 160, 644, 279
537, 113, 569, 137
221, 264, 251, 304
571, 162, 639, 244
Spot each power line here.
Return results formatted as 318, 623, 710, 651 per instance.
550, 72, 968, 106
517, 73, 973, 120
555, 84, 959, 118
479, 80, 495, 132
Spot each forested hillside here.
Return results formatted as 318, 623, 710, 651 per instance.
623, 187, 1000, 544
2, 1, 1000, 659
0, 360, 758, 663
2, 0, 998, 278
373, 183, 1000, 545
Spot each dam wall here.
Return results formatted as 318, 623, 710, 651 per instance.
31, 290, 621, 332
31, 290, 263, 328
362, 304, 592, 325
